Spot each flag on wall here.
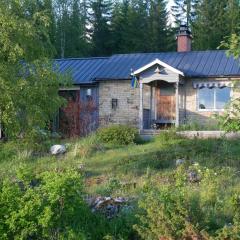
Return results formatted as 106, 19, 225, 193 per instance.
131, 75, 138, 88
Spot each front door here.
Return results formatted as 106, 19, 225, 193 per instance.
156, 83, 176, 123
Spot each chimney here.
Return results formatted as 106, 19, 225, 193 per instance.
177, 25, 192, 52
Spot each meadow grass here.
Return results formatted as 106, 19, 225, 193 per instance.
1, 132, 240, 197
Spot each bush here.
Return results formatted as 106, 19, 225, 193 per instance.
0, 168, 90, 239
0, 167, 139, 239
96, 125, 139, 145
134, 165, 240, 240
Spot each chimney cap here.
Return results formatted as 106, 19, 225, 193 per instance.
177, 24, 192, 52
178, 24, 192, 37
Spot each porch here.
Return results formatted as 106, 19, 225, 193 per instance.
134, 58, 184, 130
140, 81, 180, 130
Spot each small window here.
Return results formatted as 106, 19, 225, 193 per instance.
86, 88, 92, 96
198, 87, 230, 111
112, 99, 118, 110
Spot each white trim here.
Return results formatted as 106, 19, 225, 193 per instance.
193, 81, 233, 89
141, 77, 178, 84
198, 109, 225, 112
133, 59, 184, 76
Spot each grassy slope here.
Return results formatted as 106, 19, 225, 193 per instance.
1, 132, 240, 196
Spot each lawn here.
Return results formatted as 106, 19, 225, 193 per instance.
1, 132, 240, 195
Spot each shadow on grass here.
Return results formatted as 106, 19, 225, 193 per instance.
85, 135, 240, 177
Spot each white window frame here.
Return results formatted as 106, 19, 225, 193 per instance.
197, 87, 232, 112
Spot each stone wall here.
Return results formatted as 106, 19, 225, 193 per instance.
98, 80, 152, 127
99, 80, 139, 127
98, 78, 236, 128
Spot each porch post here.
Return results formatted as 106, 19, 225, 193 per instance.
150, 85, 153, 126
175, 81, 179, 127
139, 81, 143, 131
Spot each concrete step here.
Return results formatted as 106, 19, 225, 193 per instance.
140, 129, 166, 135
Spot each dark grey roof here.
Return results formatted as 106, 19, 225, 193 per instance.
55, 57, 109, 84
55, 50, 240, 84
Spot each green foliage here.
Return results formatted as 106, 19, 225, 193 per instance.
0, 0, 70, 141
0, 169, 89, 239
69, 134, 105, 159
220, 33, 240, 59
171, 0, 199, 27
135, 164, 240, 239
97, 125, 139, 145
192, 0, 240, 50
54, 0, 90, 58
2, 133, 240, 239
88, 0, 113, 56
111, 0, 174, 53
217, 96, 240, 132
0, 167, 138, 239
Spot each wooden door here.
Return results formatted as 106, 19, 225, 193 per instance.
156, 86, 175, 122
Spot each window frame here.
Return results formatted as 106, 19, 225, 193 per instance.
197, 86, 232, 112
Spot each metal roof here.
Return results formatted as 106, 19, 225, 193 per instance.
55, 57, 109, 84
55, 50, 240, 84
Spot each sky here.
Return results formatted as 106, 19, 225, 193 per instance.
167, 0, 174, 8
167, 0, 175, 25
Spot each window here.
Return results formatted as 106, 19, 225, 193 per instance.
198, 87, 230, 111
112, 98, 118, 110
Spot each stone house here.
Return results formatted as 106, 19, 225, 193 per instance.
55, 25, 240, 135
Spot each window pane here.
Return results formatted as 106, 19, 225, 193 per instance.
198, 88, 214, 109
215, 87, 230, 109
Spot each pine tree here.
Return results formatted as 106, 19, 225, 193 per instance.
111, 0, 130, 53
171, 0, 199, 26
148, 0, 174, 52
54, 0, 72, 58
226, 0, 240, 34
124, 0, 149, 52
192, 0, 238, 50
65, 0, 90, 57
88, 0, 113, 56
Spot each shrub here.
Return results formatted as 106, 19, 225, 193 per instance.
0, 168, 91, 239
135, 165, 240, 240
0, 167, 139, 239
96, 125, 139, 145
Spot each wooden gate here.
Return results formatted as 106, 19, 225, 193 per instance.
156, 85, 176, 123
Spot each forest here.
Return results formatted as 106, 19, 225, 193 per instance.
38, 0, 240, 58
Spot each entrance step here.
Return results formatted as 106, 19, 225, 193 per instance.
140, 129, 166, 140
140, 129, 167, 135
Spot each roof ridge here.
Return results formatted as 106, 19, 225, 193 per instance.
55, 50, 227, 61
55, 57, 110, 61
111, 50, 226, 57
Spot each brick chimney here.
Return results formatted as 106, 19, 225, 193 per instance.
177, 25, 192, 52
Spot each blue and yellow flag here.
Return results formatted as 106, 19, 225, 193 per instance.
131, 75, 138, 88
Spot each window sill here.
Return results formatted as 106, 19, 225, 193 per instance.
198, 109, 225, 112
